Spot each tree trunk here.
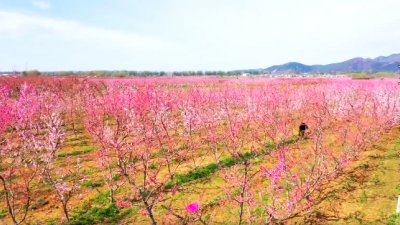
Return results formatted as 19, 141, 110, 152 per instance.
143, 199, 157, 225
62, 202, 70, 222
238, 160, 249, 225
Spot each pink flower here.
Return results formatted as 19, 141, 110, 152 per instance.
140, 207, 149, 215
276, 187, 284, 194
55, 183, 71, 193
185, 202, 199, 215
116, 200, 131, 208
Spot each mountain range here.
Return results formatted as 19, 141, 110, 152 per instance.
236, 53, 400, 73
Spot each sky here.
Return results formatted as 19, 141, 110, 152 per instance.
1, 0, 400, 71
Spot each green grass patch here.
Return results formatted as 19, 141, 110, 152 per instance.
58, 146, 96, 158
90, 191, 110, 205
82, 168, 100, 176
81, 180, 104, 188
207, 194, 225, 207
67, 135, 89, 142
112, 174, 121, 181
0, 208, 7, 218
166, 152, 256, 189
388, 213, 400, 225
175, 163, 218, 184
70, 140, 89, 147
68, 203, 120, 225
359, 190, 367, 203
63, 174, 78, 181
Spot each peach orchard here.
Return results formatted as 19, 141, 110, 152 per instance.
0, 77, 399, 224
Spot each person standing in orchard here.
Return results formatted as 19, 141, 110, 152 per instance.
299, 122, 308, 139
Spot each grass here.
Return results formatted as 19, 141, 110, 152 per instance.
0, 208, 7, 218
81, 180, 104, 188
70, 140, 89, 147
359, 190, 367, 203
165, 152, 252, 188
90, 191, 110, 205
207, 194, 226, 207
68, 203, 121, 225
58, 146, 96, 158
62, 174, 78, 181
82, 168, 100, 176
67, 135, 89, 142
388, 213, 400, 225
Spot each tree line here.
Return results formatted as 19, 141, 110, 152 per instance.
14, 70, 247, 77
6, 70, 273, 77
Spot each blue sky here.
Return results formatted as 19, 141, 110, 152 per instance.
1, 0, 400, 71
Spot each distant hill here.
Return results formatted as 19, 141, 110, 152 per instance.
266, 62, 314, 73
235, 53, 400, 73
372, 54, 400, 63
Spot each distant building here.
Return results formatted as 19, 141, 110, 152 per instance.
242, 73, 249, 77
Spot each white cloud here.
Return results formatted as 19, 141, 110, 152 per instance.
0, 10, 181, 51
32, 1, 51, 10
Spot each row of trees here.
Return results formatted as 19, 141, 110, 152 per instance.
75, 70, 246, 77
13, 70, 260, 77
4, 70, 399, 78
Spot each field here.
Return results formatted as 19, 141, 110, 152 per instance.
0, 76, 399, 225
